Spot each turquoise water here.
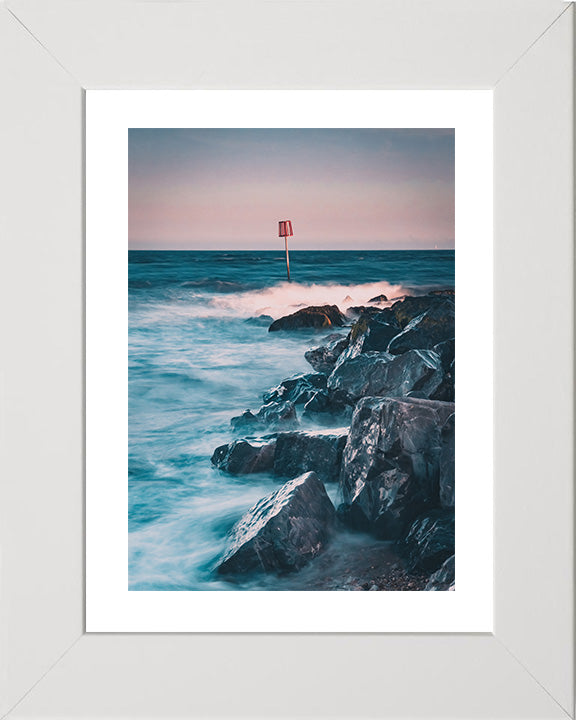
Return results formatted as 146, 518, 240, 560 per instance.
128, 250, 454, 590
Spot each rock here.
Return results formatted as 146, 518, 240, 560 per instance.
256, 399, 298, 429
268, 305, 347, 332
263, 372, 327, 405
216, 472, 336, 574
244, 314, 274, 326
439, 413, 455, 507
230, 410, 265, 433
328, 349, 444, 404
273, 431, 347, 483
368, 294, 388, 303
339, 397, 455, 539
389, 294, 454, 329
304, 335, 349, 374
425, 554, 455, 590
345, 305, 383, 320
432, 338, 455, 372
428, 288, 455, 297
302, 390, 351, 423
397, 508, 455, 573
340, 316, 401, 361
387, 302, 455, 355
211, 439, 275, 475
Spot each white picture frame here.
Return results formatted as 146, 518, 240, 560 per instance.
1, 1, 573, 718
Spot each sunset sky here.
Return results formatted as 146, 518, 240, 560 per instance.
128, 128, 454, 250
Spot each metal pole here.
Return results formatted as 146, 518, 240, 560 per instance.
285, 235, 291, 282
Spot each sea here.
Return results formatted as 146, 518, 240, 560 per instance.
128, 249, 455, 590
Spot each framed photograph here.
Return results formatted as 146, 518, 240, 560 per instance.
1, 1, 573, 718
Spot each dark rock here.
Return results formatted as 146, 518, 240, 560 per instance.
387, 302, 455, 355
230, 410, 265, 433
389, 294, 454, 329
339, 397, 455, 539
397, 508, 455, 573
345, 305, 383, 320
302, 390, 350, 422
216, 472, 336, 574
268, 305, 346, 332
368, 294, 388, 303
211, 439, 275, 475
256, 399, 298, 429
340, 316, 401, 363
263, 372, 327, 405
244, 314, 274, 326
432, 338, 455, 372
328, 349, 444, 404
428, 288, 455, 297
425, 554, 455, 590
304, 335, 349, 374
439, 413, 455, 507
273, 431, 347, 483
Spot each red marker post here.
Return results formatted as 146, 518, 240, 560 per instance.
278, 220, 293, 282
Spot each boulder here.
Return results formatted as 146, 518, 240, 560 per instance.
230, 410, 265, 433
389, 294, 454, 329
340, 316, 401, 362
439, 413, 455, 507
425, 554, 455, 591
432, 338, 455, 372
387, 302, 455, 355
304, 335, 349, 374
216, 472, 336, 574
328, 349, 444, 404
211, 439, 275, 475
268, 305, 346, 332
273, 431, 347, 484
345, 305, 383, 320
339, 397, 455, 539
368, 293, 389, 303
397, 508, 455, 573
428, 288, 455, 297
263, 372, 327, 405
256, 399, 298, 429
302, 390, 350, 423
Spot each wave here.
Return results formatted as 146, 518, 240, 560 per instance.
204, 280, 407, 319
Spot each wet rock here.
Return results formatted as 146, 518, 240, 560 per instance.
432, 338, 455, 372
211, 439, 275, 475
428, 288, 455, 297
397, 508, 455, 573
304, 335, 349, 374
339, 316, 401, 363
339, 397, 455, 539
439, 413, 455, 507
268, 305, 346, 332
328, 349, 444, 404
302, 390, 351, 423
230, 410, 265, 433
263, 372, 327, 405
256, 399, 298, 429
216, 472, 336, 574
345, 305, 383, 320
425, 554, 455, 590
244, 314, 274, 326
368, 294, 388, 303
273, 431, 347, 483
389, 294, 454, 329
387, 302, 455, 355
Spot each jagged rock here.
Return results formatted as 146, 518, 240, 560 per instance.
273, 431, 347, 483
389, 294, 454, 329
263, 372, 327, 405
339, 317, 401, 363
268, 305, 346, 331
439, 413, 455, 507
256, 399, 298, 429
244, 314, 274, 326
304, 335, 348, 374
339, 397, 455, 539
302, 390, 350, 422
345, 306, 383, 320
328, 349, 444, 404
368, 294, 388, 303
432, 338, 455, 372
398, 509, 455, 573
211, 439, 275, 475
387, 302, 455, 355
425, 554, 455, 590
428, 288, 455, 297
216, 472, 336, 574
230, 410, 265, 433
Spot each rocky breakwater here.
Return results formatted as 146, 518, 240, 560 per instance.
211, 290, 455, 589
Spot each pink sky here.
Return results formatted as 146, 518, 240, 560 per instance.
129, 129, 454, 250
